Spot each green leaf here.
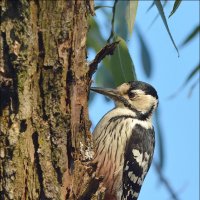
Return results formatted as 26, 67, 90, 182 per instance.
126, 0, 138, 35
146, 2, 155, 13
106, 36, 137, 87
154, 0, 179, 56
155, 109, 165, 169
148, 1, 168, 29
94, 64, 115, 102
181, 25, 200, 47
188, 79, 199, 97
183, 64, 200, 86
95, 64, 115, 88
169, 0, 182, 18
136, 26, 152, 78
87, 17, 105, 52
168, 64, 200, 98
114, 1, 128, 41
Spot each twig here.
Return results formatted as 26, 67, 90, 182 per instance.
86, 0, 95, 16
107, 0, 118, 43
89, 41, 120, 77
154, 161, 180, 200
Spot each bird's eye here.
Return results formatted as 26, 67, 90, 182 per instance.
128, 91, 136, 99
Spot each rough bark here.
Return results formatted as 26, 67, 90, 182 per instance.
0, 0, 102, 199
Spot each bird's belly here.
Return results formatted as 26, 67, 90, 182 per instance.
93, 117, 136, 196
93, 113, 153, 199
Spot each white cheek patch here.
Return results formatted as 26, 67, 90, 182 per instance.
132, 89, 145, 95
117, 83, 130, 94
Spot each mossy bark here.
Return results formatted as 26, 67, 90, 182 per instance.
0, 0, 101, 199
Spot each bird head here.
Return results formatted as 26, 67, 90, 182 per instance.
90, 81, 158, 119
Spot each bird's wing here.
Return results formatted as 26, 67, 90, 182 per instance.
122, 124, 155, 200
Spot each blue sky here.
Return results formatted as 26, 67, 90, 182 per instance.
89, 1, 199, 200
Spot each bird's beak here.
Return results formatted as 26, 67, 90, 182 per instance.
90, 87, 120, 101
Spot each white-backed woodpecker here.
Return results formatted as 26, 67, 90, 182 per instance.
91, 81, 158, 200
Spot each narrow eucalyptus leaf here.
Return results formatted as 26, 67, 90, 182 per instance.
115, 1, 128, 40
169, 0, 182, 18
148, 1, 168, 30
168, 64, 200, 98
155, 109, 165, 169
188, 79, 199, 97
136, 27, 152, 78
126, 0, 138, 35
184, 64, 200, 86
154, 0, 179, 56
181, 25, 200, 47
146, 2, 155, 13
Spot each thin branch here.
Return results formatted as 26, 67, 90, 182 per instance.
86, 0, 95, 16
89, 41, 120, 77
154, 161, 180, 200
107, 0, 118, 43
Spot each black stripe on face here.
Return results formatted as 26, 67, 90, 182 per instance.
115, 94, 156, 121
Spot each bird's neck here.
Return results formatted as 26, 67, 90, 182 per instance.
107, 107, 137, 118
114, 104, 154, 121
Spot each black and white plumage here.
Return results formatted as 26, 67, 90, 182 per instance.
91, 81, 158, 200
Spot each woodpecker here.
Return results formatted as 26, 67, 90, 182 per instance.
91, 81, 158, 200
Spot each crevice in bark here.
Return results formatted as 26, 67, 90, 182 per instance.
37, 31, 48, 121
53, 163, 62, 185
80, 106, 87, 143
24, 164, 28, 199
38, 71, 48, 120
49, 125, 63, 185
0, 32, 18, 115
1, 0, 23, 21
0, 190, 9, 200
66, 44, 74, 173
1, 32, 14, 76
32, 131, 46, 199
5, 136, 13, 159
65, 188, 71, 200
38, 31, 45, 61
20, 119, 27, 133
67, 128, 74, 173
1, 32, 19, 114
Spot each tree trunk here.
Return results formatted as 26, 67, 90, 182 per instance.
0, 0, 101, 199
